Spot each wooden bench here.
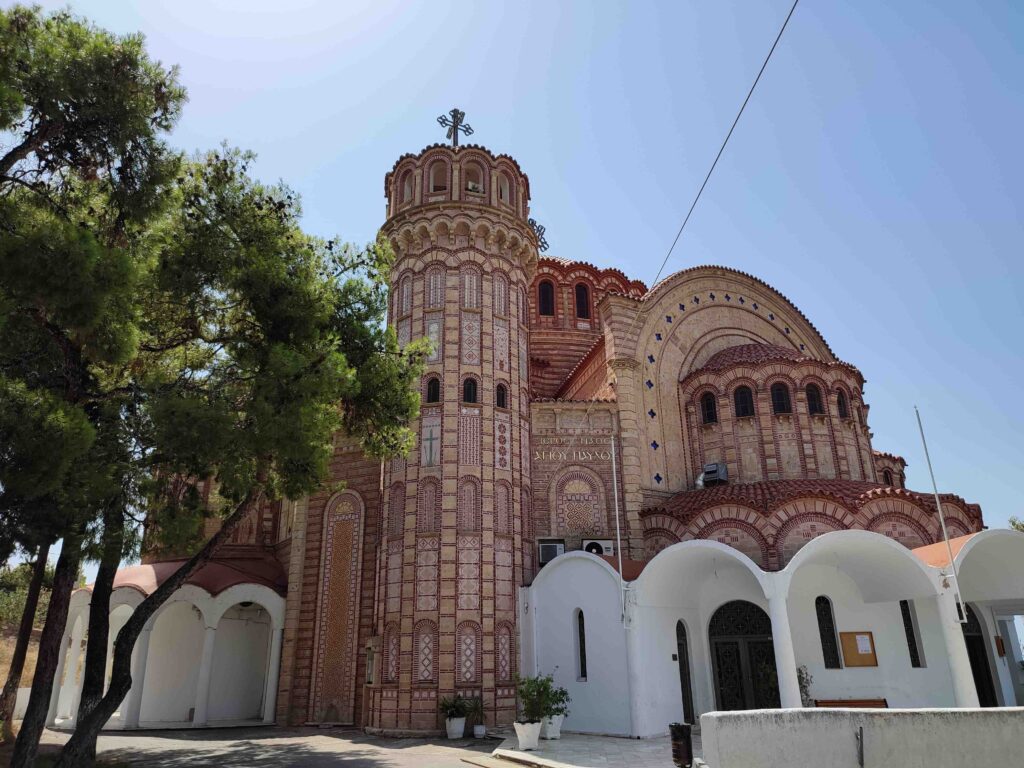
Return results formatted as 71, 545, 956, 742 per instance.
815, 698, 888, 708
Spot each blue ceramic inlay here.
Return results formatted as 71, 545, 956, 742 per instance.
654, 473, 663, 484
648, 409, 657, 418
651, 441, 659, 450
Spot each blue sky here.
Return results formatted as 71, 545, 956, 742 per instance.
13, 0, 1024, 574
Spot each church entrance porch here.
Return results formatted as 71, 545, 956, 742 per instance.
708, 601, 779, 711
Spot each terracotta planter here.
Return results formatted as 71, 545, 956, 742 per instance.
445, 716, 466, 739
514, 721, 542, 750
541, 714, 564, 739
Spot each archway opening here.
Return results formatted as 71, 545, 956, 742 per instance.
962, 604, 998, 707
708, 600, 779, 710
139, 602, 204, 725
208, 602, 272, 722
676, 620, 695, 724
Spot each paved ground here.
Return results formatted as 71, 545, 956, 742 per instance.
35, 726, 497, 767
495, 731, 700, 768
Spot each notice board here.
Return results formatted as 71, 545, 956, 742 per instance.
840, 631, 878, 667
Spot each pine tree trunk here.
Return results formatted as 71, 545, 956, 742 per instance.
73, 506, 124, 762
0, 542, 51, 743
55, 486, 261, 768
10, 536, 83, 768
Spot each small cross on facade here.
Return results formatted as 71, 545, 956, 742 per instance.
437, 107, 474, 147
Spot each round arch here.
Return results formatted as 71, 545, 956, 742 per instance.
549, 464, 608, 536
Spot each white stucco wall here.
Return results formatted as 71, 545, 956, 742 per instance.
525, 553, 631, 735
139, 601, 204, 724
701, 708, 1024, 768
787, 564, 956, 707
207, 604, 272, 721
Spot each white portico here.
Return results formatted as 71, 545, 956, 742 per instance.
48, 557, 286, 730
519, 529, 1024, 738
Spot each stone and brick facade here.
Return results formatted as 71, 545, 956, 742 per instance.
147, 140, 983, 734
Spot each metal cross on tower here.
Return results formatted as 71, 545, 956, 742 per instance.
437, 108, 474, 147
528, 218, 549, 252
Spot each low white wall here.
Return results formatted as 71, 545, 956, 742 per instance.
701, 708, 1024, 768
527, 554, 631, 736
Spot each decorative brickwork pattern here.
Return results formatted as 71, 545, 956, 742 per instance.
457, 535, 481, 610
459, 407, 481, 465
494, 411, 511, 470
496, 623, 514, 682
417, 478, 440, 531
425, 314, 443, 363
495, 537, 514, 612
415, 536, 439, 611
415, 620, 438, 683
456, 622, 482, 684
461, 312, 481, 365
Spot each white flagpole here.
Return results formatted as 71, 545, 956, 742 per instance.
610, 432, 626, 623
915, 405, 967, 623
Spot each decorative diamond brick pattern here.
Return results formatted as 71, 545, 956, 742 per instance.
457, 535, 481, 611
415, 536, 439, 611
461, 312, 480, 365
458, 408, 480, 465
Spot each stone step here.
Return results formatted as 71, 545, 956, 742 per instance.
461, 756, 519, 768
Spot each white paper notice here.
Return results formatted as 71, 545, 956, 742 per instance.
856, 634, 872, 654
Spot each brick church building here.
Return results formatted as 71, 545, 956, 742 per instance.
50, 133, 1011, 737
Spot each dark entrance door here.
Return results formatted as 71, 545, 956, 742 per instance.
676, 620, 695, 724
963, 604, 998, 707
709, 600, 780, 710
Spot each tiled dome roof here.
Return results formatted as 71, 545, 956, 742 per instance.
702, 343, 809, 372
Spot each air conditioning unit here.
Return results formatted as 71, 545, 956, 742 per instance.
466, 181, 483, 193
582, 539, 615, 557
696, 462, 728, 488
538, 540, 565, 566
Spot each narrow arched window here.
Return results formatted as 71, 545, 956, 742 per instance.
883, 469, 894, 486
425, 377, 440, 404
575, 283, 591, 319
400, 171, 413, 202
426, 268, 445, 308
806, 384, 824, 415
771, 383, 792, 414
464, 163, 484, 194
462, 378, 478, 404
498, 173, 511, 203
538, 280, 555, 316
575, 609, 588, 681
815, 596, 842, 669
837, 390, 850, 419
700, 392, 718, 424
494, 275, 509, 316
496, 384, 508, 409
429, 161, 447, 192
734, 386, 755, 418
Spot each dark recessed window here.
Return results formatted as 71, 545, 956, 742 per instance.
462, 378, 477, 404
538, 280, 555, 316
806, 384, 824, 415
900, 600, 924, 668
496, 384, 508, 409
700, 392, 717, 424
837, 390, 850, 419
771, 383, 792, 414
425, 377, 440, 403
883, 469, 894, 486
734, 386, 755, 418
575, 283, 591, 319
816, 596, 842, 669
576, 609, 588, 681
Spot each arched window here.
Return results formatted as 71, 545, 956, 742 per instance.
496, 383, 508, 409
771, 383, 792, 414
426, 267, 445, 308
815, 596, 842, 669
575, 283, 591, 319
400, 171, 413, 202
538, 280, 555, 316
425, 377, 440, 403
498, 172, 511, 203
464, 162, 484, 194
700, 392, 718, 424
734, 386, 755, 418
429, 161, 447, 193
460, 267, 480, 309
418, 478, 439, 532
457, 478, 480, 531
574, 609, 588, 681
837, 390, 850, 419
456, 622, 481, 683
806, 384, 824, 415
883, 469, 894, 486
462, 377, 477, 404
494, 274, 509, 316
399, 275, 412, 315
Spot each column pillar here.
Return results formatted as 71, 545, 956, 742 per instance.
58, 620, 86, 723
262, 627, 284, 723
46, 631, 72, 726
123, 626, 153, 728
192, 624, 218, 726
936, 585, 980, 707
766, 576, 802, 708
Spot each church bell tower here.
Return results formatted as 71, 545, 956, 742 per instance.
371, 112, 538, 732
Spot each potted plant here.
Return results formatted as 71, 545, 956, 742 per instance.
440, 694, 468, 739
465, 696, 486, 738
514, 674, 550, 750
541, 682, 570, 739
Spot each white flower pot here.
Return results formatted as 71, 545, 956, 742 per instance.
473, 724, 486, 738
445, 716, 466, 739
541, 714, 564, 739
514, 721, 542, 750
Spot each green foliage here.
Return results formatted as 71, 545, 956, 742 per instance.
439, 694, 469, 719
463, 696, 484, 725
1009, 517, 1023, 533
514, 673, 571, 722
0, 560, 54, 628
